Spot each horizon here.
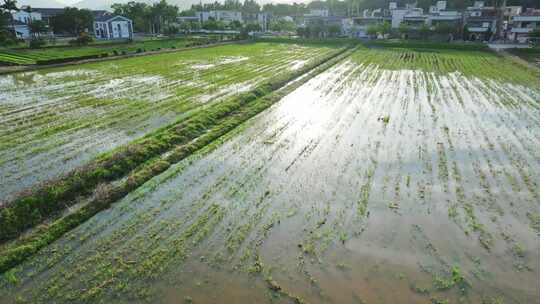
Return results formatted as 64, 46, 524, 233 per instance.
16, 0, 312, 11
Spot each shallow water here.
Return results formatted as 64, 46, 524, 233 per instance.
1, 49, 539, 303
0, 43, 337, 202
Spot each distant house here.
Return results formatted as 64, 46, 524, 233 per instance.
427, 1, 463, 29
198, 11, 243, 23
390, 2, 425, 29
9, 8, 42, 39
243, 12, 271, 31
31, 8, 64, 26
510, 9, 540, 43
349, 9, 391, 38
8, 19, 31, 39
94, 15, 133, 40
12, 9, 42, 24
305, 9, 329, 18
464, 1, 497, 41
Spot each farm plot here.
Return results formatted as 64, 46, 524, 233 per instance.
509, 48, 540, 68
0, 42, 340, 201
0, 37, 203, 65
1, 46, 540, 304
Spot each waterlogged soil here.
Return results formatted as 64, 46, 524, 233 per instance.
1, 47, 540, 304
0, 42, 339, 201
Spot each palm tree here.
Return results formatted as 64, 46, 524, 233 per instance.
1, 0, 19, 38
28, 19, 46, 39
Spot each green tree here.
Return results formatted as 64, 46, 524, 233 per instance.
149, 0, 178, 34
28, 19, 46, 39
0, 10, 15, 44
462, 25, 470, 40
242, 0, 260, 14
178, 20, 191, 33
1, 0, 19, 38
378, 21, 391, 37
528, 28, 540, 39
328, 24, 341, 37
112, 1, 152, 33
223, 0, 241, 10
262, 3, 307, 17
230, 20, 242, 30
434, 23, 455, 35
269, 19, 296, 32
50, 7, 93, 35
419, 23, 431, 40
398, 23, 410, 38
244, 22, 261, 32
296, 26, 307, 38
366, 25, 378, 38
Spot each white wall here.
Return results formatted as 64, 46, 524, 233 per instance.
111, 21, 130, 38
12, 11, 41, 24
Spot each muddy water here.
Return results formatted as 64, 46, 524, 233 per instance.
0, 43, 336, 202
1, 51, 539, 303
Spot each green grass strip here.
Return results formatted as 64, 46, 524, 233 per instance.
0, 46, 353, 270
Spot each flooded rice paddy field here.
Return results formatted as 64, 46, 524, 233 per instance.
0, 42, 339, 201
1, 46, 540, 304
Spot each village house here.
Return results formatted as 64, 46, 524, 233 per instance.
389, 2, 425, 29
93, 15, 134, 40
427, 1, 462, 29
198, 10, 243, 23
348, 9, 391, 38
464, 1, 497, 40
8, 8, 42, 39
510, 9, 540, 42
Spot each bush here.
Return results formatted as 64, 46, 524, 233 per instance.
68, 32, 93, 46
29, 38, 46, 49
0, 29, 17, 46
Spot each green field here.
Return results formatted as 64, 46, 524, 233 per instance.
510, 47, 540, 67
0, 42, 539, 304
0, 42, 342, 203
0, 37, 217, 65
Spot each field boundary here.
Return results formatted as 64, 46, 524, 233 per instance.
0, 46, 354, 273
500, 50, 540, 72
0, 39, 248, 75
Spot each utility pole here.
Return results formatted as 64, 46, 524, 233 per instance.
494, 0, 506, 41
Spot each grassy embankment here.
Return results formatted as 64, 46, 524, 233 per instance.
0, 43, 354, 273
508, 47, 540, 67
0, 42, 338, 236
0, 37, 222, 65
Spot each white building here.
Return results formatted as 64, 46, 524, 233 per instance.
304, 9, 329, 18
429, 1, 448, 14
12, 10, 42, 24
427, 1, 462, 29
257, 12, 270, 32
389, 2, 425, 29
9, 9, 42, 39
349, 11, 391, 38
198, 11, 243, 23
511, 10, 540, 42
464, 1, 497, 40
94, 15, 133, 40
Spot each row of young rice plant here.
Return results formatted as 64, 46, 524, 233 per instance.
508, 47, 540, 68
0, 42, 350, 257
0, 45, 538, 303
0, 42, 341, 203
0, 37, 212, 65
